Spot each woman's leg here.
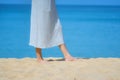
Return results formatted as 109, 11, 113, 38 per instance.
58, 44, 76, 61
35, 48, 46, 62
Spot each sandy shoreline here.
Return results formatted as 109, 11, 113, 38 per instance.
0, 57, 120, 80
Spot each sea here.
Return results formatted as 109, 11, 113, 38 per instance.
0, 4, 120, 58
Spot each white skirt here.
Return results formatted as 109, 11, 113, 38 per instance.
29, 0, 64, 48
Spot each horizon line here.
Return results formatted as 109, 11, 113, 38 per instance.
0, 4, 120, 6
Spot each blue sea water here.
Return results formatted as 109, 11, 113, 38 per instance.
0, 4, 120, 58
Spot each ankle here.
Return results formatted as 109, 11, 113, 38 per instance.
64, 54, 72, 58
37, 58, 44, 61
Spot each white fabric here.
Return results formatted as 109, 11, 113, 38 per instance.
29, 0, 64, 48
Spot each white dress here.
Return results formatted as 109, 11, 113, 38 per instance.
29, 0, 64, 48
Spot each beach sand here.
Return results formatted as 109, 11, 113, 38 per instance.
0, 57, 120, 80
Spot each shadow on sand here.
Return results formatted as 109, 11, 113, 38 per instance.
47, 57, 90, 62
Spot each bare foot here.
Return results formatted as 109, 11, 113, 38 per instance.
65, 56, 77, 61
37, 59, 48, 63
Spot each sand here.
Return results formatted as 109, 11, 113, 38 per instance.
0, 57, 120, 80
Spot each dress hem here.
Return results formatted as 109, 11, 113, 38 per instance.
29, 42, 64, 49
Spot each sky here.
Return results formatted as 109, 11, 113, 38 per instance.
0, 0, 120, 5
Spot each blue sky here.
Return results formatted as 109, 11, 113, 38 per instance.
0, 0, 120, 5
